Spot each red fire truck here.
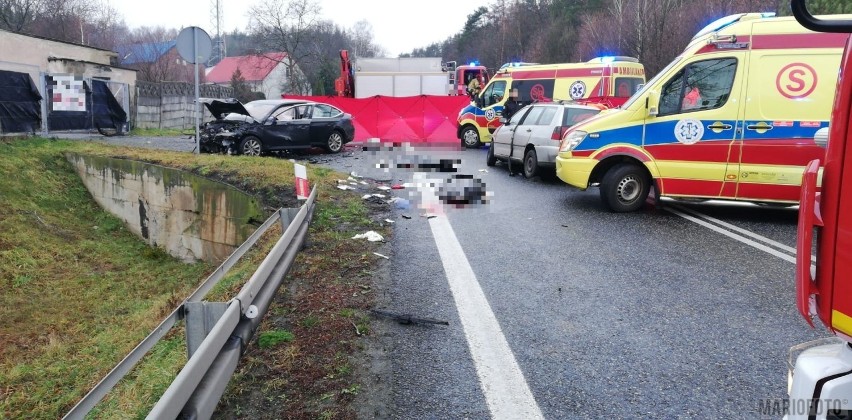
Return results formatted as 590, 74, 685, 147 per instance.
789, 2, 852, 418
449, 61, 490, 97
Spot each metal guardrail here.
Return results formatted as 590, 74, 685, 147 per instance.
64, 186, 318, 419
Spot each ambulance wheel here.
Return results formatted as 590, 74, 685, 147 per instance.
600, 164, 650, 212
486, 143, 496, 166
523, 149, 538, 179
461, 126, 481, 148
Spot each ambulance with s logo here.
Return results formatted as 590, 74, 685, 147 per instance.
555, 12, 847, 212
456, 57, 646, 148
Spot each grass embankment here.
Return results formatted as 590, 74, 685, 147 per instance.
0, 138, 388, 419
129, 127, 192, 137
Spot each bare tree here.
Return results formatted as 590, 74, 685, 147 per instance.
248, 0, 322, 94
83, 2, 129, 51
31, 0, 97, 43
0, 0, 43, 32
349, 20, 384, 58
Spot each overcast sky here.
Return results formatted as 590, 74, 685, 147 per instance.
108, 0, 492, 57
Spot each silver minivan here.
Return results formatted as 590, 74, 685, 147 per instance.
487, 102, 601, 178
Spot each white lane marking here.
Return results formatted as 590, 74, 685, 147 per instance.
428, 215, 544, 420
666, 207, 797, 264
668, 202, 813, 262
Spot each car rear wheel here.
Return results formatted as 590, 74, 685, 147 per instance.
461, 126, 481, 148
523, 148, 538, 179
486, 144, 496, 167
326, 131, 344, 153
600, 164, 650, 212
240, 136, 263, 156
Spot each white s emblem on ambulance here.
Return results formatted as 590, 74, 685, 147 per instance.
674, 119, 704, 145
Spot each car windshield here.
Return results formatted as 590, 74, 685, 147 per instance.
243, 102, 278, 120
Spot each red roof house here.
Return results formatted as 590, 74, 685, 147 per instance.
206, 53, 309, 98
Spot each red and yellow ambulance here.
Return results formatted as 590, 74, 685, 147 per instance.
555, 12, 847, 212
456, 57, 645, 148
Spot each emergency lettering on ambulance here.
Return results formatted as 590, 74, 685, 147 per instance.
555, 12, 847, 212
456, 57, 646, 148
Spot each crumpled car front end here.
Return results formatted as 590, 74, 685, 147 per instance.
198, 98, 255, 154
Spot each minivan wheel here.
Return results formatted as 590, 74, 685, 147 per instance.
523, 148, 538, 179
240, 136, 263, 156
600, 164, 650, 212
326, 131, 344, 153
461, 126, 481, 148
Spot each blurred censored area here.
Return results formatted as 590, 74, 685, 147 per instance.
361, 140, 491, 210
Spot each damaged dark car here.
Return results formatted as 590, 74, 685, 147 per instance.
199, 98, 356, 155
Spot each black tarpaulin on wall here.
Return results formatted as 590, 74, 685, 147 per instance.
0, 70, 42, 133
91, 79, 126, 131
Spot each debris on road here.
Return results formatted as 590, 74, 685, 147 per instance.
388, 197, 410, 210
352, 231, 384, 242
401, 214, 412, 219
337, 185, 354, 191
384, 218, 395, 224
373, 252, 390, 259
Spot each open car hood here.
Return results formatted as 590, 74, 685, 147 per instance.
200, 98, 251, 120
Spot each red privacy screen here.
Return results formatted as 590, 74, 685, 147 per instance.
284, 95, 471, 143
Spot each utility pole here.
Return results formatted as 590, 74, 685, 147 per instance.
209, 0, 226, 66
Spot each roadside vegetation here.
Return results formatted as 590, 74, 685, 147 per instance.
0, 137, 388, 418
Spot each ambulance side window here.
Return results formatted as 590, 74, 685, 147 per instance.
659, 58, 737, 115
483, 81, 507, 107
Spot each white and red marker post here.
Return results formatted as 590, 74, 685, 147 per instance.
294, 163, 309, 200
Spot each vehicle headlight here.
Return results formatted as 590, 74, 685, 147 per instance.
560, 130, 588, 152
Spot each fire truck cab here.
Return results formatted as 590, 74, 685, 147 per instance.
449, 61, 490, 97
789, 2, 852, 419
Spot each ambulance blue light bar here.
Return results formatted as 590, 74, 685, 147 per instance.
693, 12, 776, 40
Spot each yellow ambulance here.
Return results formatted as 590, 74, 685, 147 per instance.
555, 12, 848, 212
457, 57, 646, 148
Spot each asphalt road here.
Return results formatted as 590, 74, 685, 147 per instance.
318, 143, 827, 420
56, 133, 825, 418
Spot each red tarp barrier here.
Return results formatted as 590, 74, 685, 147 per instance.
284, 95, 471, 143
